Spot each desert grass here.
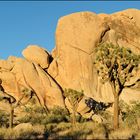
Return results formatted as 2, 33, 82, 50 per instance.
0, 125, 45, 139
0, 120, 139, 139
0, 100, 140, 139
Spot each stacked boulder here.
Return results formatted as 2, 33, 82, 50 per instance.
0, 9, 140, 115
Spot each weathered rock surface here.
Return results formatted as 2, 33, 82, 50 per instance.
49, 12, 110, 100
0, 57, 65, 108
14, 123, 33, 131
22, 45, 52, 69
48, 9, 140, 104
0, 60, 14, 71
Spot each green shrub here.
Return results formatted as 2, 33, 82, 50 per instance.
0, 111, 9, 127
18, 106, 70, 125
119, 101, 140, 127
41, 107, 70, 124
33, 106, 46, 114
68, 113, 87, 123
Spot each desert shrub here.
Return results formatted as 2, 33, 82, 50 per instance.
0, 111, 9, 127
53, 122, 72, 132
119, 100, 130, 113
23, 106, 32, 113
98, 110, 112, 121
75, 113, 87, 123
23, 105, 46, 114
33, 106, 46, 114
50, 106, 69, 120
45, 123, 57, 132
29, 96, 38, 104
18, 114, 46, 124
119, 100, 140, 128
19, 106, 70, 125
123, 102, 140, 127
41, 106, 70, 124
97, 110, 113, 130
109, 127, 137, 139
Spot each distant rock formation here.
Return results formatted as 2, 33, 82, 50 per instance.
0, 9, 140, 114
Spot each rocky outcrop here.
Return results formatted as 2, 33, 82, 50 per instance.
0, 55, 65, 109
0, 9, 140, 113
48, 12, 110, 100
48, 9, 140, 104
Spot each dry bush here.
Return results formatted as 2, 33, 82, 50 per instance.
0, 124, 45, 139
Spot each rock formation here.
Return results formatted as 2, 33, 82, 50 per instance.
48, 9, 140, 104
0, 47, 65, 109
0, 9, 140, 114
22, 45, 52, 69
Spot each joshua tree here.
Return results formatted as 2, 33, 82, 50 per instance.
94, 43, 140, 129
0, 80, 33, 128
64, 89, 84, 127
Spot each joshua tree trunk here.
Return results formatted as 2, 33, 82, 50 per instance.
9, 104, 14, 128
72, 106, 76, 128
114, 95, 119, 129
110, 82, 119, 130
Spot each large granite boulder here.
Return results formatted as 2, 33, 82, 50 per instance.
22, 45, 52, 69
48, 9, 140, 104
48, 12, 110, 101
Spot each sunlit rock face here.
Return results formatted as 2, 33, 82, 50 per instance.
0, 9, 140, 113
0, 46, 65, 109
48, 9, 140, 104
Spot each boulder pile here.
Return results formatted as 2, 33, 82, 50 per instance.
0, 9, 140, 115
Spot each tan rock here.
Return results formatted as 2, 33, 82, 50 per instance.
48, 9, 140, 105
49, 11, 110, 99
7, 56, 18, 64
0, 60, 14, 71
47, 58, 58, 78
120, 88, 140, 104
65, 96, 90, 115
112, 9, 140, 28
14, 123, 33, 131
0, 70, 24, 101
0, 57, 65, 109
77, 96, 91, 115
31, 63, 65, 108
22, 45, 51, 69
1, 9, 140, 113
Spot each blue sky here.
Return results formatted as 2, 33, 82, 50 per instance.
0, 1, 140, 59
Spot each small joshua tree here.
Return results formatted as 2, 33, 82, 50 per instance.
0, 87, 16, 128
64, 89, 84, 127
0, 80, 33, 128
94, 43, 140, 129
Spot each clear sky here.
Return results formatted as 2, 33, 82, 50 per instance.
0, 1, 140, 59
